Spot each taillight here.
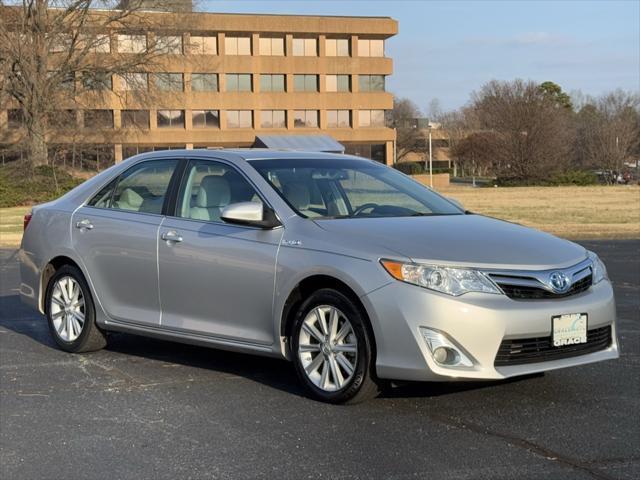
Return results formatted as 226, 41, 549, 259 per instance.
23, 212, 33, 231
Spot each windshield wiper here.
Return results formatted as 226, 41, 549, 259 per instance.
409, 212, 461, 217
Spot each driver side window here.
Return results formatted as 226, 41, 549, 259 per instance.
176, 160, 261, 222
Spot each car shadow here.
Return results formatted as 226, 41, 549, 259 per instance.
0, 292, 541, 402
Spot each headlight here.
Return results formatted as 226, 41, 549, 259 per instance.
588, 251, 608, 284
380, 259, 502, 296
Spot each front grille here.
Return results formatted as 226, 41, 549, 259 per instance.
495, 274, 593, 300
494, 325, 611, 366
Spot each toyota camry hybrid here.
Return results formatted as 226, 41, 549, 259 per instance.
19, 150, 619, 403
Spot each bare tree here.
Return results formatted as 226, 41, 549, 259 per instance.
468, 79, 574, 180
574, 90, 639, 180
0, 0, 172, 170
388, 97, 426, 162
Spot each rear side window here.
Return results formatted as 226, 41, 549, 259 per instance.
87, 180, 117, 208
87, 159, 179, 214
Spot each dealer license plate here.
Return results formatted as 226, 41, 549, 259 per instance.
552, 313, 587, 347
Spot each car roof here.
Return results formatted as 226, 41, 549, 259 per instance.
127, 148, 372, 163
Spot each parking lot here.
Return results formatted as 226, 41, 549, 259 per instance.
1, 240, 638, 480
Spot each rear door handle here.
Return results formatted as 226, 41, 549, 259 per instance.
161, 230, 183, 243
75, 219, 94, 230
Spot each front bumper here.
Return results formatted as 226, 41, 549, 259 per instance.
362, 279, 618, 382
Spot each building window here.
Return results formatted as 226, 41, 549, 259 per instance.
48, 71, 75, 91
259, 37, 284, 56
49, 33, 72, 53
344, 143, 386, 163
155, 73, 183, 91
84, 110, 113, 129
191, 73, 218, 92
260, 110, 286, 129
189, 35, 217, 55
226, 110, 253, 128
260, 74, 285, 92
92, 34, 111, 53
358, 39, 384, 57
359, 110, 385, 127
121, 110, 149, 129
226, 74, 252, 92
293, 110, 318, 128
325, 74, 350, 92
79, 33, 111, 53
327, 110, 351, 128
82, 72, 112, 90
359, 75, 385, 92
292, 38, 317, 56
293, 74, 318, 92
156, 35, 182, 54
192, 110, 220, 128
225, 36, 251, 55
325, 38, 349, 57
122, 145, 153, 159
48, 110, 76, 129
7, 109, 23, 129
121, 73, 148, 90
157, 110, 185, 128
117, 34, 147, 53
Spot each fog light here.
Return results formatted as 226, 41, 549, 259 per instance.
420, 328, 473, 368
433, 346, 449, 363
433, 346, 460, 365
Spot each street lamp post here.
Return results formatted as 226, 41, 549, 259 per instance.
428, 122, 433, 188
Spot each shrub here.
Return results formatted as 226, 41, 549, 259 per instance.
393, 161, 425, 175
496, 170, 598, 187
551, 170, 598, 186
393, 162, 452, 176
0, 163, 84, 208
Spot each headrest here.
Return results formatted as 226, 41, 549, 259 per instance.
119, 188, 143, 208
223, 170, 255, 201
283, 182, 310, 211
195, 175, 230, 208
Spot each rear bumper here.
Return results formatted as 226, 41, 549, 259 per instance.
362, 279, 618, 382
18, 247, 42, 313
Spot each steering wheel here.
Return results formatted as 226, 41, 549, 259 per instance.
352, 203, 379, 217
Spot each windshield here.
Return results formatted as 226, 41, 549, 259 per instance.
249, 158, 463, 219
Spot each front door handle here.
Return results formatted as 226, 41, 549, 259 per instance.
161, 230, 183, 243
75, 219, 94, 230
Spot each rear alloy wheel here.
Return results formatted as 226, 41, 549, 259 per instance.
45, 265, 106, 353
292, 289, 380, 404
50, 276, 85, 342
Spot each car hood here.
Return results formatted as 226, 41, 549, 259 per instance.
313, 214, 587, 270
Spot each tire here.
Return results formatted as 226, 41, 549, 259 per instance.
45, 264, 106, 353
291, 288, 380, 404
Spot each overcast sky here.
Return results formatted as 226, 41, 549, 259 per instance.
201, 0, 640, 113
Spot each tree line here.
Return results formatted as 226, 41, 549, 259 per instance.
392, 80, 640, 184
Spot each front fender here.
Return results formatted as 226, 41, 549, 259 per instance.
272, 245, 393, 357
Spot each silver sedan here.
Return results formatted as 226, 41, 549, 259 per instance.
19, 150, 619, 403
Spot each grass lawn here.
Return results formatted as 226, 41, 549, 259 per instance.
0, 206, 30, 247
0, 185, 638, 248
438, 185, 640, 240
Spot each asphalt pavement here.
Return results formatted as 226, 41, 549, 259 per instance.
0, 240, 638, 480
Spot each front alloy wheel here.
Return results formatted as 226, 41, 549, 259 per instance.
298, 305, 358, 392
292, 289, 380, 404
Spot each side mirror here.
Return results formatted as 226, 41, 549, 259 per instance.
221, 201, 281, 229
447, 197, 464, 211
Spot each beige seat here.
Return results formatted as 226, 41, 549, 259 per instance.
115, 188, 144, 211
282, 182, 319, 217
190, 175, 231, 222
